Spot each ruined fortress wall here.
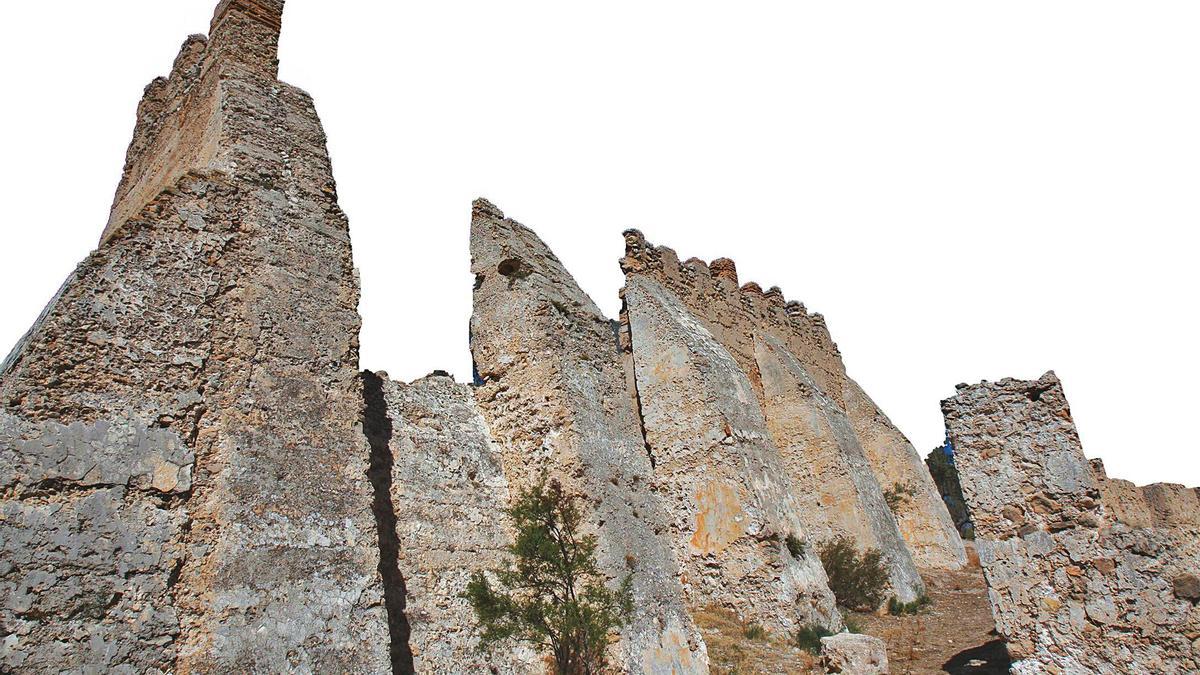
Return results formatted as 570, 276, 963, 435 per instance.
103, 1, 285, 244
1142, 482, 1200, 529
370, 373, 539, 674
944, 373, 1200, 673
754, 334, 925, 603
621, 230, 965, 570
1089, 459, 1156, 529
469, 201, 708, 673
942, 372, 1106, 540
624, 276, 842, 631
1091, 457, 1200, 530
0, 2, 390, 671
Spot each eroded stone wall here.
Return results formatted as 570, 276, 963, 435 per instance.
624, 276, 842, 631
944, 372, 1200, 673
755, 334, 924, 603
620, 230, 965, 571
0, 2, 390, 670
469, 201, 708, 673
370, 372, 539, 673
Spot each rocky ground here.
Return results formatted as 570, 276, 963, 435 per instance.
852, 545, 1010, 674
698, 542, 1007, 674
694, 606, 820, 674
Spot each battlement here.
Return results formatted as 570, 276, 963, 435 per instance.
620, 229, 838, 384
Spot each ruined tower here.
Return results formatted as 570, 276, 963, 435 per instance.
0, 2, 390, 670
943, 373, 1200, 673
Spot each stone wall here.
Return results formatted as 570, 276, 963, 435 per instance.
0, 1, 390, 670
624, 275, 842, 631
944, 372, 1200, 673
469, 201, 708, 673
620, 230, 965, 571
755, 334, 924, 603
369, 372, 539, 673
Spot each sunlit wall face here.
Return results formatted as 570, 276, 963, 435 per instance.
2, 0, 1197, 487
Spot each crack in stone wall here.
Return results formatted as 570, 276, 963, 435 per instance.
624, 275, 842, 632
374, 371, 541, 673
620, 230, 966, 571
362, 371, 416, 674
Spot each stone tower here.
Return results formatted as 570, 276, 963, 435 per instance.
0, 2, 390, 671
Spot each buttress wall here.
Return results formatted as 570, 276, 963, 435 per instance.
0, 2, 390, 671
469, 200, 709, 673
620, 230, 966, 571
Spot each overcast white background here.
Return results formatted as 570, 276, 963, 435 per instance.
1, 2, 1196, 486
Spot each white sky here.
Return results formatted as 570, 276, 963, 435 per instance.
1, 1, 1197, 486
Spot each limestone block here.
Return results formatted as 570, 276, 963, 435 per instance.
625, 275, 841, 632
470, 201, 708, 672
820, 633, 889, 674
754, 334, 924, 603
0, 412, 193, 494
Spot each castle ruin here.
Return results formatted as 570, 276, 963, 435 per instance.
1, 2, 1194, 673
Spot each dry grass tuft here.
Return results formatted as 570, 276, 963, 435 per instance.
693, 606, 818, 675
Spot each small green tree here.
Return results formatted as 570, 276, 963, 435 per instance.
464, 477, 633, 675
818, 536, 889, 611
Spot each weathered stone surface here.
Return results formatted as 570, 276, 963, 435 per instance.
942, 372, 1105, 540
1, 2, 389, 671
755, 334, 924, 604
0, 412, 192, 673
945, 373, 1200, 673
470, 201, 708, 673
820, 633, 889, 674
1142, 482, 1200, 528
625, 275, 841, 632
621, 230, 965, 571
372, 372, 539, 673
1090, 458, 1155, 529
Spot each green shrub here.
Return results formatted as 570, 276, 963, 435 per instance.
464, 477, 632, 674
841, 611, 864, 634
883, 482, 917, 512
785, 533, 805, 558
818, 536, 889, 611
887, 593, 933, 616
742, 623, 769, 641
793, 624, 834, 655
